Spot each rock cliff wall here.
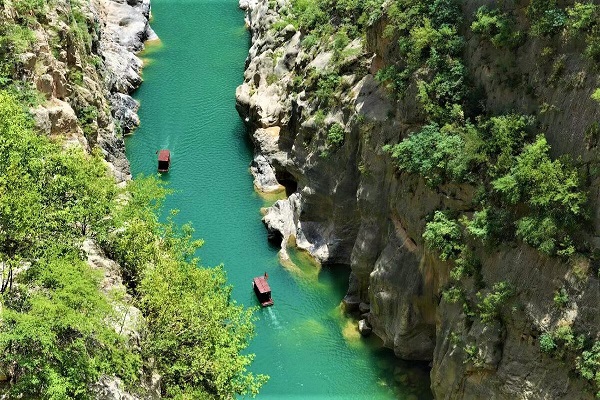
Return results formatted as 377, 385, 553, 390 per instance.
11, 0, 156, 182
236, 1, 600, 398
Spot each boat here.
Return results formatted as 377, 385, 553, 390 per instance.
252, 274, 273, 307
157, 149, 170, 172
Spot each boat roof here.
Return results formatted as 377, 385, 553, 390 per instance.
253, 276, 271, 294
158, 149, 170, 161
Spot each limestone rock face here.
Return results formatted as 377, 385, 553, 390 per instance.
358, 319, 372, 337
238, 0, 600, 399
17, 0, 155, 182
111, 92, 141, 131
92, 374, 160, 400
83, 239, 143, 346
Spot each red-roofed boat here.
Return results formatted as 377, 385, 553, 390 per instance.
157, 149, 170, 173
253, 274, 273, 307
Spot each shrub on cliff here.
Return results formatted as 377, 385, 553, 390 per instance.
383, 123, 479, 186
527, 0, 566, 37
492, 135, 586, 256
471, 6, 522, 48
577, 341, 600, 396
476, 281, 513, 323
423, 211, 463, 261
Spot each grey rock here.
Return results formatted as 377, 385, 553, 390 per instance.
342, 293, 361, 313
251, 154, 285, 193
237, 0, 600, 398
358, 319, 372, 337
359, 302, 370, 314
36, 73, 54, 97
110, 92, 140, 132
30, 106, 52, 134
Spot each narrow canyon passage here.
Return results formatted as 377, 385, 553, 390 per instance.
124, 0, 431, 398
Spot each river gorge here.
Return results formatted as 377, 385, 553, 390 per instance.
125, 0, 431, 398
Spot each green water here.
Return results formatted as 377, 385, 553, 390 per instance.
125, 1, 432, 398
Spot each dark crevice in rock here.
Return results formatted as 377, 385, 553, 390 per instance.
276, 170, 298, 197
263, 219, 284, 245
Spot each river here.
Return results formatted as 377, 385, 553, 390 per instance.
125, 0, 432, 398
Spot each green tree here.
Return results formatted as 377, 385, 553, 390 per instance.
384, 123, 476, 187
471, 6, 522, 48
423, 211, 463, 261
577, 341, 600, 396
0, 251, 141, 399
477, 281, 513, 323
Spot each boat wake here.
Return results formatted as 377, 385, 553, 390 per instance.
265, 307, 282, 330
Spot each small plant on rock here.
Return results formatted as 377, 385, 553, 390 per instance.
423, 211, 463, 261
477, 281, 513, 323
553, 287, 569, 308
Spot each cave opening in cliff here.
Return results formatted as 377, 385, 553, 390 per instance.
276, 171, 298, 197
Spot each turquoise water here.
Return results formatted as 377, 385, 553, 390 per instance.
125, 1, 432, 398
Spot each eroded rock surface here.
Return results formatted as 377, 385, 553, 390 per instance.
237, 1, 600, 398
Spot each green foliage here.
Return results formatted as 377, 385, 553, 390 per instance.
100, 176, 171, 289
451, 249, 480, 281
314, 72, 341, 108
479, 114, 533, 176
477, 281, 513, 323
301, 33, 319, 49
423, 211, 463, 261
77, 105, 99, 140
141, 261, 267, 398
492, 135, 585, 256
13, 0, 48, 26
553, 287, 569, 308
471, 6, 522, 48
285, 0, 385, 35
383, 123, 477, 187
0, 89, 267, 398
566, 3, 599, 33
442, 286, 464, 303
374, 66, 404, 94
0, 252, 141, 399
463, 343, 484, 367
384, 0, 465, 121
563, 2, 600, 61
313, 109, 326, 126
0, 91, 115, 257
577, 341, 600, 396
540, 332, 557, 353
592, 88, 600, 103
289, 0, 328, 31
104, 178, 268, 398
327, 123, 345, 147
515, 216, 564, 256
463, 209, 492, 242
0, 90, 138, 398
527, 0, 566, 37
541, 325, 584, 357
554, 325, 584, 352
0, 23, 35, 81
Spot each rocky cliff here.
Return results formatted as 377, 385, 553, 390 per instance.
236, 0, 600, 398
13, 0, 156, 182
